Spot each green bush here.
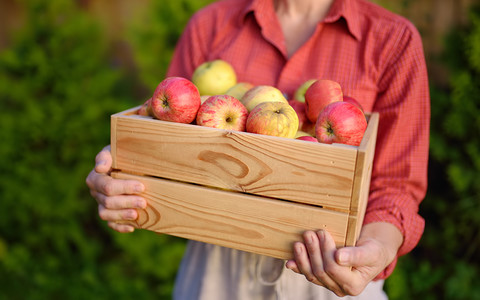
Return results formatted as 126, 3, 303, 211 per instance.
127, 0, 217, 94
0, 0, 186, 298
385, 5, 480, 300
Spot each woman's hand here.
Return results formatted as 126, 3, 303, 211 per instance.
285, 222, 403, 296
85, 145, 147, 233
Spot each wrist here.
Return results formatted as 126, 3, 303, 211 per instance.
358, 222, 403, 265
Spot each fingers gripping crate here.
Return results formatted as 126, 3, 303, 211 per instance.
111, 106, 379, 260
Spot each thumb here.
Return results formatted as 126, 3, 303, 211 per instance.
95, 145, 113, 173
335, 244, 378, 267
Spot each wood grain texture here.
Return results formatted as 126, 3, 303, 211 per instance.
111, 109, 358, 210
112, 171, 349, 259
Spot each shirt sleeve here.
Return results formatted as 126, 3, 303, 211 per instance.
365, 22, 430, 280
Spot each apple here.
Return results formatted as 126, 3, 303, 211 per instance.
288, 99, 309, 130
301, 120, 316, 137
305, 79, 343, 123
294, 130, 317, 142
297, 135, 318, 142
343, 95, 365, 114
240, 85, 288, 112
294, 130, 311, 138
196, 95, 249, 131
289, 99, 316, 136
137, 98, 152, 116
150, 77, 201, 123
246, 101, 299, 138
225, 82, 254, 100
192, 59, 237, 96
293, 79, 316, 103
315, 101, 367, 146
200, 95, 211, 104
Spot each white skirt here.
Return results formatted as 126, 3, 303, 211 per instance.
173, 240, 388, 300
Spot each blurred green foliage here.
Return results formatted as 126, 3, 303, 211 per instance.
0, 0, 189, 298
1, 0, 479, 299
385, 5, 480, 300
127, 0, 217, 93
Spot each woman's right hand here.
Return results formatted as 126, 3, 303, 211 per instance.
85, 145, 147, 233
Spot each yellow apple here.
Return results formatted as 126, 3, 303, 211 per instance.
240, 85, 288, 112
294, 130, 312, 138
294, 79, 317, 103
192, 59, 237, 96
225, 82, 254, 100
246, 101, 299, 138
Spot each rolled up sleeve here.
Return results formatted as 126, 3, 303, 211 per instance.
365, 22, 430, 280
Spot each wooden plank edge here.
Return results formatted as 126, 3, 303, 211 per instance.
344, 112, 379, 246
110, 113, 118, 169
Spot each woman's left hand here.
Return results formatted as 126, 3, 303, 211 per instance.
285, 222, 403, 297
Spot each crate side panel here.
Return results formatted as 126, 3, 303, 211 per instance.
113, 114, 357, 210
345, 113, 379, 246
113, 172, 350, 259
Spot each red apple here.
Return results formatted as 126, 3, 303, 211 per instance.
200, 95, 212, 104
150, 77, 201, 123
305, 79, 343, 123
296, 135, 318, 142
246, 101, 299, 138
301, 120, 316, 137
288, 99, 317, 136
196, 95, 248, 131
315, 101, 367, 146
288, 99, 307, 128
343, 95, 365, 114
137, 98, 152, 116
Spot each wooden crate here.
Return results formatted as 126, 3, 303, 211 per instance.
111, 106, 379, 260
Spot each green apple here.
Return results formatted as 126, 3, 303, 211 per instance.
294, 79, 317, 103
225, 82, 254, 100
240, 85, 288, 112
192, 59, 237, 96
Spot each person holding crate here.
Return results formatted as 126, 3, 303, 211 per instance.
86, 0, 430, 298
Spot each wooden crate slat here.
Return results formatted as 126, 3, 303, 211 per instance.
113, 171, 350, 259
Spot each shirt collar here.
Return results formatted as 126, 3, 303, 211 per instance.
324, 0, 362, 40
240, 0, 362, 41
240, 0, 258, 21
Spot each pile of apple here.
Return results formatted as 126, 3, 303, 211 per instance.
137, 59, 367, 146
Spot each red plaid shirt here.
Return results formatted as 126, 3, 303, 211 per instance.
167, 0, 430, 279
